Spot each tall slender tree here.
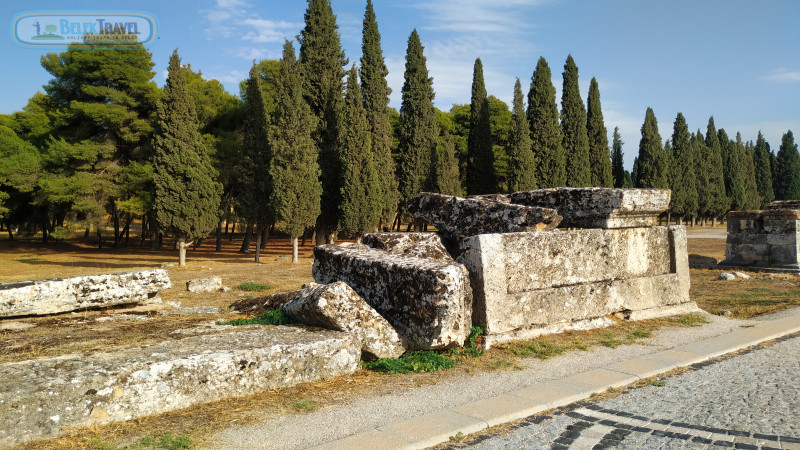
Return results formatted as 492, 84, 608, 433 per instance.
586, 77, 612, 187
269, 41, 321, 263
466, 58, 495, 195
360, 0, 398, 228
669, 113, 698, 222
634, 107, 668, 188
718, 128, 746, 211
773, 130, 800, 200
152, 50, 221, 266
700, 117, 729, 221
611, 127, 625, 188
398, 29, 438, 210
753, 131, 774, 208
299, 0, 347, 243
527, 57, 564, 187
560, 55, 591, 186
436, 128, 461, 197
507, 78, 536, 191
738, 133, 761, 210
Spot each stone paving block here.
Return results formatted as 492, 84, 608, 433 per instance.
560, 368, 640, 390
511, 380, 599, 409
634, 350, 705, 371
603, 357, 678, 379
309, 430, 412, 450
379, 409, 488, 449
672, 333, 764, 359
451, 394, 548, 427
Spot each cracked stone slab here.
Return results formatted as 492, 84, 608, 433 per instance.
362, 232, 454, 261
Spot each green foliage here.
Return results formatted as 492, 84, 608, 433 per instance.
696, 117, 729, 218
719, 128, 747, 210
507, 78, 536, 192
362, 350, 455, 374
611, 127, 625, 188
669, 313, 709, 327
560, 55, 591, 187
0, 125, 40, 219
753, 131, 775, 207
586, 78, 613, 187
506, 339, 567, 359
527, 57, 565, 187
466, 58, 495, 195
435, 128, 462, 196
634, 107, 668, 189
669, 113, 698, 219
235, 281, 274, 291
291, 399, 317, 412
773, 130, 800, 200
217, 309, 294, 326
738, 134, 761, 210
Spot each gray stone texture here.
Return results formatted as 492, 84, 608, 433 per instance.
281, 282, 407, 359
312, 244, 472, 350
229, 289, 301, 313
724, 206, 800, 269
459, 226, 691, 347
0, 269, 171, 318
0, 327, 360, 447
362, 232, 454, 261
186, 276, 223, 293
509, 187, 671, 228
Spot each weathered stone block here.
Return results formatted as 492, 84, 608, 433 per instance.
725, 243, 771, 265
509, 187, 670, 228
186, 276, 223, 293
362, 232, 453, 261
229, 289, 302, 313
312, 244, 472, 349
281, 282, 407, 359
0, 327, 360, 447
0, 270, 171, 318
406, 192, 561, 243
723, 207, 800, 269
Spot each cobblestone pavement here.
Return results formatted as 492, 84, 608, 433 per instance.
445, 333, 800, 450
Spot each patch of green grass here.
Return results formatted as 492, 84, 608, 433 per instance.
362, 350, 456, 374
15, 254, 41, 262
216, 309, 295, 326
631, 329, 652, 339
235, 281, 274, 291
291, 399, 317, 412
450, 326, 485, 358
505, 339, 568, 359
599, 332, 627, 348
88, 432, 196, 450
449, 432, 466, 442
669, 313, 709, 327
746, 299, 782, 306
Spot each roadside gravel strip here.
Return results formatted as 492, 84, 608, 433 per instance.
207, 307, 800, 449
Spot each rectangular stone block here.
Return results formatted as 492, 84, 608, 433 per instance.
724, 208, 800, 268
313, 244, 472, 349
509, 188, 670, 228
0, 269, 171, 318
724, 244, 771, 265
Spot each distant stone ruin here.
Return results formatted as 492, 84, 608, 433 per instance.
722, 200, 800, 270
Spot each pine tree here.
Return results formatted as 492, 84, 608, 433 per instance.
560, 55, 591, 187
611, 127, 625, 188
718, 128, 746, 210
466, 58, 495, 195
739, 134, 761, 210
152, 50, 221, 266
669, 113, 698, 222
436, 128, 462, 197
527, 57, 564, 187
269, 41, 321, 263
507, 78, 536, 192
773, 130, 800, 200
702, 117, 730, 220
339, 65, 381, 239
360, 0, 398, 228
586, 77, 612, 187
398, 29, 438, 209
753, 131, 774, 208
635, 107, 668, 188
299, 0, 347, 242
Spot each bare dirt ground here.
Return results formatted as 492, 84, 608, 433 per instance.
1, 225, 798, 449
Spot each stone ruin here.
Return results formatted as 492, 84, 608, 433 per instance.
722, 200, 800, 270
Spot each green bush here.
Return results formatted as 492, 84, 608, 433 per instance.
217, 309, 295, 326
235, 281, 274, 291
362, 350, 456, 374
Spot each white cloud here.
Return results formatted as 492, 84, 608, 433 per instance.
199, 1, 300, 44
408, 0, 552, 34
204, 69, 247, 85
240, 18, 301, 43
762, 68, 800, 83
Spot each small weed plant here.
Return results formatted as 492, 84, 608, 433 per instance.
217, 309, 295, 326
362, 350, 455, 374
88, 431, 196, 449
235, 281, 274, 291
670, 314, 709, 327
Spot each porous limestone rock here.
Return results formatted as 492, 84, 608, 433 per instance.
0, 270, 171, 318
362, 232, 454, 261
281, 282, 406, 359
0, 327, 359, 447
718, 272, 737, 281
229, 289, 302, 313
406, 192, 561, 243
186, 276, 223, 293
509, 187, 670, 228
313, 244, 472, 349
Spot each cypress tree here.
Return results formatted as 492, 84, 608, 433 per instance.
702, 117, 730, 219
773, 130, 800, 200
299, 0, 347, 242
635, 107, 668, 188
398, 29, 438, 209
339, 65, 381, 239
611, 127, 625, 188
360, 0, 398, 228
669, 113, 698, 222
586, 77, 612, 187
560, 55, 591, 187
739, 134, 761, 210
466, 58, 495, 195
436, 128, 462, 197
718, 128, 746, 211
507, 78, 536, 192
152, 50, 221, 266
269, 41, 321, 263
753, 131, 774, 208
527, 57, 564, 187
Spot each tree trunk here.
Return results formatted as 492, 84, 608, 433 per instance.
301, 228, 307, 247
310, 228, 316, 245
84, 228, 90, 239
215, 220, 223, 252
711, 217, 717, 226
228, 220, 235, 241
666, 211, 671, 225
240, 222, 254, 253
260, 224, 270, 249
97, 229, 103, 249
150, 220, 160, 250
315, 226, 326, 245
292, 236, 299, 263
7, 225, 14, 240
254, 229, 261, 263
178, 238, 187, 267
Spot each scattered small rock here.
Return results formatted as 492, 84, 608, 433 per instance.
161, 262, 175, 268
732, 271, 751, 280
186, 276, 223, 293
718, 310, 733, 316
274, 256, 290, 262
718, 272, 736, 281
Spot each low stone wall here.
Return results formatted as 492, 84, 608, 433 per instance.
0, 269, 172, 318
459, 226, 693, 348
0, 326, 360, 447
723, 207, 800, 269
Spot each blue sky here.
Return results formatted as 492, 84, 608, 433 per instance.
2, 0, 798, 169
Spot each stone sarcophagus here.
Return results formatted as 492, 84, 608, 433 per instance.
723, 201, 800, 269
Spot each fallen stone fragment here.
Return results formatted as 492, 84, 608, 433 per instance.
313, 244, 472, 349
362, 232, 454, 261
281, 282, 406, 359
0, 270, 171, 318
0, 327, 360, 447
510, 187, 670, 228
718, 273, 737, 281
406, 192, 561, 244
732, 271, 751, 280
186, 276, 223, 293
229, 290, 302, 314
